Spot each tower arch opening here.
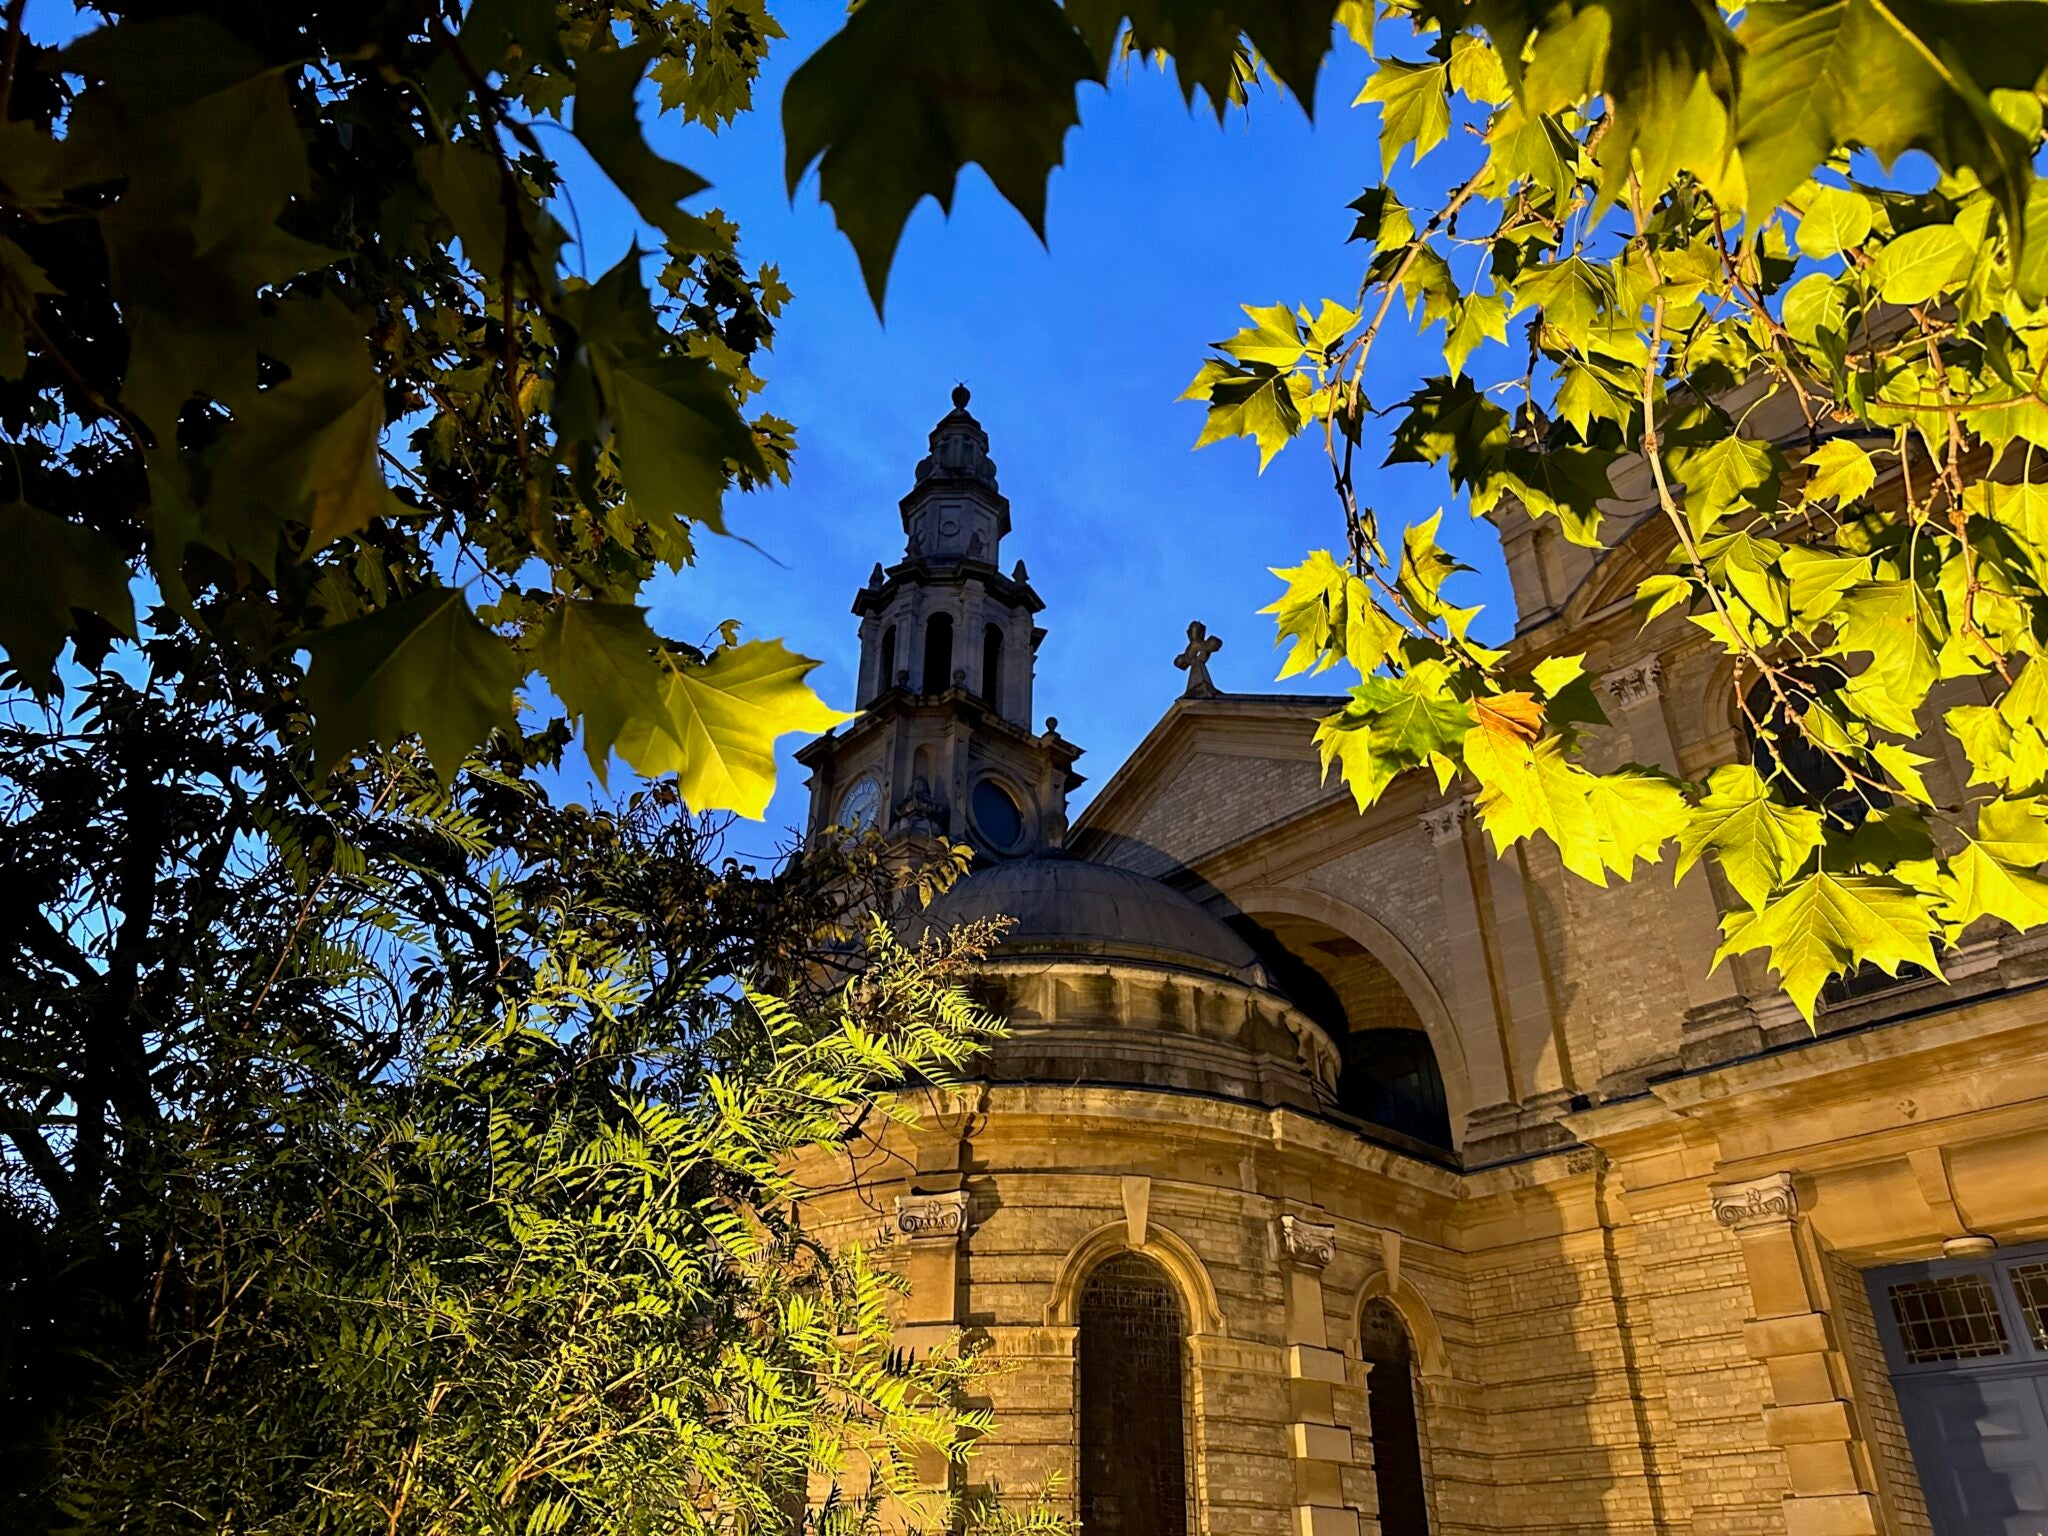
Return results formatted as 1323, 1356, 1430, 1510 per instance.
1077, 1251, 1190, 1536
981, 622, 1004, 709
922, 612, 954, 695
878, 624, 897, 694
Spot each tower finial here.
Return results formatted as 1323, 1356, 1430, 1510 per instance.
951, 381, 971, 410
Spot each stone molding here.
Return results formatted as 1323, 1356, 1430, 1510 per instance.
1710, 1171, 1799, 1230
1279, 1214, 1337, 1269
1419, 799, 1469, 846
1604, 658, 1664, 708
894, 1189, 971, 1239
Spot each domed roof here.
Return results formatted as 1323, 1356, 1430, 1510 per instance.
923, 853, 1268, 985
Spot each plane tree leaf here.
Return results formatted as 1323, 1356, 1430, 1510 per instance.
303, 588, 521, 781
1672, 763, 1826, 910
1716, 870, 1943, 1021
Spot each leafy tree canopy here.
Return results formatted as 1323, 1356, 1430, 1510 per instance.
1, 0, 838, 811
793, 0, 2048, 1019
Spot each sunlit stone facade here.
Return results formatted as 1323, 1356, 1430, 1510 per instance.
794, 389, 2048, 1536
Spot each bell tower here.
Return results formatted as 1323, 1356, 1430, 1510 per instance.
797, 386, 1082, 859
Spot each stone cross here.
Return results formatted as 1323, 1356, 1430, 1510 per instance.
1175, 620, 1223, 698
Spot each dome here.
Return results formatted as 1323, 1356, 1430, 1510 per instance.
923, 854, 1269, 986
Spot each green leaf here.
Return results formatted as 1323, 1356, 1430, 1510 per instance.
1799, 438, 1876, 505
418, 141, 515, 280
1834, 579, 1943, 715
1872, 742, 1935, 804
303, 588, 520, 779
1184, 358, 1307, 470
1445, 292, 1508, 379
1869, 222, 1971, 305
1315, 668, 1473, 809
782, 0, 1097, 307
1976, 796, 2048, 865
1347, 185, 1416, 249
613, 639, 851, 818
0, 504, 136, 689
1715, 870, 1941, 1021
1357, 58, 1451, 173
530, 600, 670, 785
1940, 841, 2048, 934
1219, 302, 1307, 369
1797, 185, 1873, 257
574, 46, 719, 250
1068, 0, 1344, 115
1737, 0, 2048, 234
1671, 435, 1783, 536
1673, 762, 1826, 909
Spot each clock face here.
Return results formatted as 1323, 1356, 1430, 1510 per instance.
836, 774, 882, 830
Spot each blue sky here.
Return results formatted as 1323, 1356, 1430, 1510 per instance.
593, 6, 1514, 851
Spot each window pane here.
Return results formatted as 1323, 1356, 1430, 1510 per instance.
2009, 1262, 2048, 1351
1079, 1254, 1187, 1536
1360, 1300, 1430, 1536
1886, 1274, 2010, 1363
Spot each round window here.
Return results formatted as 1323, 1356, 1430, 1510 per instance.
971, 778, 1025, 851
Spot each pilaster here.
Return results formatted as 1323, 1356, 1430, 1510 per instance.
1418, 800, 1514, 1113
1278, 1214, 1359, 1536
1715, 1173, 1885, 1536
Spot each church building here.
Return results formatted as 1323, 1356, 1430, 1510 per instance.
793, 386, 2048, 1536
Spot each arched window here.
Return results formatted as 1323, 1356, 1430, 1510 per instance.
1079, 1253, 1189, 1536
981, 622, 1004, 708
878, 625, 897, 692
1741, 666, 1869, 825
922, 613, 954, 695
1360, 1300, 1430, 1536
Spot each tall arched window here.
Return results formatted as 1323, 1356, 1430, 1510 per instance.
922, 613, 954, 695
1079, 1253, 1189, 1536
1360, 1299, 1430, 1536
878, 625, 897, 692
981, 623, 1004, 708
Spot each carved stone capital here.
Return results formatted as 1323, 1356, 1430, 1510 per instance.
1419, 799, 1470, 846
894, 1190, 971, 1240
1710, 1172, 1798, 1231
1604, 659, 1664, 708
1279, 1214, 1337, 1269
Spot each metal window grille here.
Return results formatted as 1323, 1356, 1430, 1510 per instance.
1886, 1273, 2011, 1363
1078, 1253, 1188, 1536
2008, 1261, 2048, 1351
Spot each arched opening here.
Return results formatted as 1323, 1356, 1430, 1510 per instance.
1078, 1252, 1189, 1536
878, 624, 897, 692
1360, 1299, 1430, 1536
922, 613, 954, 695
1233, 911, 1453, 1149
981, 622, 1004, 708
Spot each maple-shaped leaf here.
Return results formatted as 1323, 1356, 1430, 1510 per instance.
782, 0, 1097, 308
1715, 870, 1941, 1021
1799, 439, 1876, 505
0, 504, 136, 690
1316, 672, 1473, 809
1445, 292, 1508, 380
1833, 579, 1943, 716
1670, 434, 1783, 536
303, 588, 520, 780
1385, 374, 1512, 487
1184, 357, 1307, 469
1264, 550, 1397, 678
529, 600, 671, 786
1218, 302, 1307, 369
1467, 730, 1684, 884
1939, 841, 2048, 936
1673, 762, 1826, 909
1737, 0, 2048, 235
1068, 1, 1345, 116
573, 45, 719, 252
614, 639, 851, 819
1357, 58, 1451, 173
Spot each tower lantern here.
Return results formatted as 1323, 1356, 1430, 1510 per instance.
796, 387, 1081, 858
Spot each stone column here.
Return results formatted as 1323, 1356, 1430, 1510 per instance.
1419, 801, 1515, 1113
1279, 1215, 1358, 1536
1713, 1174, 1885, 1536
